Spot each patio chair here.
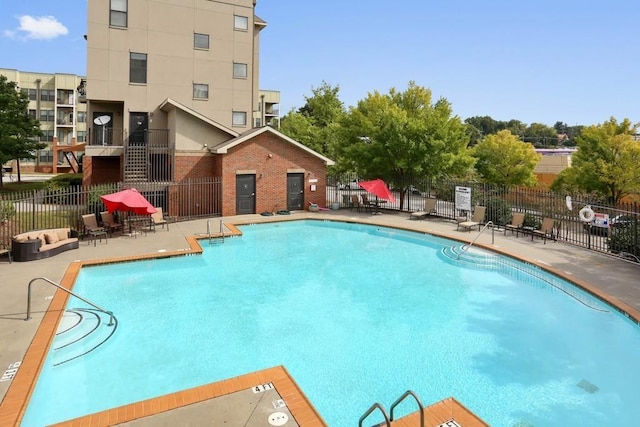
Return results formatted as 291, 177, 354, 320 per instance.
504, 212, 525, 236
150, 207, 170, 231
0, 242, 11, 263
350, 194, 362, 212
361, 194, 375, 213
100, 211, 123, 236
457, 206, 486, 232
533, 217, 556, 244
81, 213, 104, 233
410, 198, 437, 220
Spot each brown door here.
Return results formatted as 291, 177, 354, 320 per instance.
236, 174, 256, 214
287, 173, 304, 210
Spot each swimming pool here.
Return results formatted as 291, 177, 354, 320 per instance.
21, 220, 640, 426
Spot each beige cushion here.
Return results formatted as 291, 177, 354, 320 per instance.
13, 236, 27, 242
27, 233, 40, 240
56, 229, 68, 241
44, 232, 59, 244
36, 233, 46, 247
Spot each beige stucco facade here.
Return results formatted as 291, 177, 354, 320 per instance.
86, 0, 259, 132
0, 68, 87, 173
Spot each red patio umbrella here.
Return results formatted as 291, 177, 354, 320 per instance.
358, 179, 397, 203
100, 188, 157, 215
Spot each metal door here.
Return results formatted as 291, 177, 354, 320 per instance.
287, 173, 304, 210
236, 174, 256, 214
129, 112, 148, 145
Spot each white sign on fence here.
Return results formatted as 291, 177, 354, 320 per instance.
455, 186, 472, 212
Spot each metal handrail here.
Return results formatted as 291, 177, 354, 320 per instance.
457, 221, 494, 259
358, 402, 390, 427
389, 390, 424, 426
26, 277, 114, 326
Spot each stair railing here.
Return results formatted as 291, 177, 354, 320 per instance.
457, 221, 494, 259
26, 277, 115, 327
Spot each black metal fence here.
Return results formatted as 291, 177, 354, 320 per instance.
2, 176, 639, 262
0, 178, 222, 246
327, 175, 640, 262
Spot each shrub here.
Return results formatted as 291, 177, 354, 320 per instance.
0, 201, 16, 222
484, 197, 513, 226
523, 213, 541, 229
47, 173, 83, 188
608, 224, 640, 258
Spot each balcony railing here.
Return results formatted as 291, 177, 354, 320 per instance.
88, 128, 169, 147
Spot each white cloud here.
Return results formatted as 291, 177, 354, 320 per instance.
14, 15, 69, 40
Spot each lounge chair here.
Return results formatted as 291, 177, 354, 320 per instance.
504, 212, 525, 236
533, 217, 556, 244
150, 207, 170, 231
100, 211, 123, 236
457, 206, 486, 232
410, 198, 437, 220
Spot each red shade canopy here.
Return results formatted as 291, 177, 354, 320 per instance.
358, 179, 397, 203
100, 188, 157, 215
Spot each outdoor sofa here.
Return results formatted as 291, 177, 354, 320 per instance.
11, 227, 79, 262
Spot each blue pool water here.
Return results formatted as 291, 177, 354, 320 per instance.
22, 220, 640, 426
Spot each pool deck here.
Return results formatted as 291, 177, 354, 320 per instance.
1, 209, 638, 426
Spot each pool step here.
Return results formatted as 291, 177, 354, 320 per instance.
52, 308, 118, 366
439, 245, 500, 270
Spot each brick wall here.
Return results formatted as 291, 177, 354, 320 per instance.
221, 131, 328, 216
174, 154, 218, 182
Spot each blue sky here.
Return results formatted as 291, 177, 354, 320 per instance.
1, 0, 638, 127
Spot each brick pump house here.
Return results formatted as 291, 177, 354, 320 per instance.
80, 0, 333, 216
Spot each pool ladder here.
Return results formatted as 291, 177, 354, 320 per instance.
206, 218, 226, 244
359, 390, 424, 427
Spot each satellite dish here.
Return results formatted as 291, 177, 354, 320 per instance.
93, 115, 111, 126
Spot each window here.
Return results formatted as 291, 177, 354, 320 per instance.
40, 130, 54, 142
233, 63, 247, 79
77, 111, 86, 123
110, 0, 127, 27
40, 89, 55, 102
22, 88, 37, 100
77, 131, 86, 143
130, 52, 147, 84
194, 33, 209, 49
232, 111, 247, 126
28, 109, 37, 119
234, 15, 248, 31
40, 110, 54, 122
254, 118, 261, 127
39, 150, 53, 163
193, 83, 209, 99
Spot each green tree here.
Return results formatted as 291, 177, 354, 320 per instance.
523, 122, 558, 147
279, 81, 345, 158
0, 75, 45, 186
338, 82, 474, 208
551, 117, 640, 203
472, 130, 540, 186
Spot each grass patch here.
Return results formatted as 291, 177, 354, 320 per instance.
0, 181, 48, 193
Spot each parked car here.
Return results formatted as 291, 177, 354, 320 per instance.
583, 215, 635, 235
338, 179, 363, 190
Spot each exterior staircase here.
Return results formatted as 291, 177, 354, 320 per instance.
124, 145, 149, 182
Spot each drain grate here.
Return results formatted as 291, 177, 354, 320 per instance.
577, 379, 599, 393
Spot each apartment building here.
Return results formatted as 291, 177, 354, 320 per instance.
0, 68, 87, 174
83, 0, 332, 215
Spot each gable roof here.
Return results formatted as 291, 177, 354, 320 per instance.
210, 126, 335, 166
159, 98, 239, 138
